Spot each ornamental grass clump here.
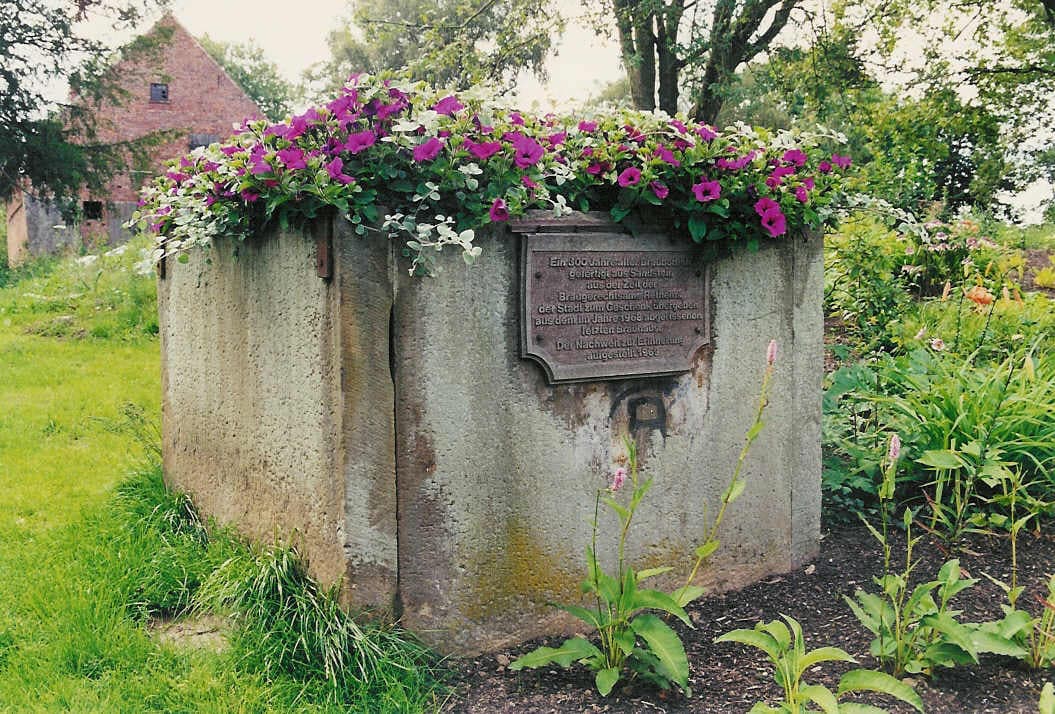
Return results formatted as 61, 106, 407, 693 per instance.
509, 340, 778, 696
131, 74, 850, 275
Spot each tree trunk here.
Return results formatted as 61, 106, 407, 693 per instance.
613, 0, 656, 110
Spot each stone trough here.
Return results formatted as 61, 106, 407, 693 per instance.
158, 211, 823, 655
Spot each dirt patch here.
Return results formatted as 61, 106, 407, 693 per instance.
443, 523, 1055, 713
1021, 249, 1054, 294
149, 614, 231, 653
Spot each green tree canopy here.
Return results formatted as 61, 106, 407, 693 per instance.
0, 0, 167, 203
306, 0, 564, 100
198, 35, 301, 122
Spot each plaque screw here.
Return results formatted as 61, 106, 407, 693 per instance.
694, 327, 702, 334
535, 335, 543, 344
534, 271, 542, 279
695, 270, 702, 278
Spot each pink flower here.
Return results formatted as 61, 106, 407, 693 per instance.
324, 157, 355, 185
696, 125, 718, 141
547, 131, 567, 147
766, 339, 778, 367
831, 154, 852, 169
765, 175, 782, 189
489, 198, 510, 222
617, 167, 641, 187
692, 179, 721, 202
670, 119, 688, 134
586, 162, 605, 175
433, 95, 464, 116
344, 130, 375, 154
795, 186, 809, 203
930, 338, 946, 351
240, 190, 259, 203
888, 434, 901, 461
277, 148, 307, 169
759, 207, 787, 237
650, 181, 669, 200
521, 175, 539, 190
782, 149, 808, 167
802, 177, 815, 190
754, 197, 780, 216
511, 134, 544, 168
510, 112, 525, 125
467, 140, 503, 160
654, 145, 680, 166
375, 101, 404, 120
412, 137, 444, 162
611, 467, 627, 491
577, 120, 597, 132
818, 160, 833, 174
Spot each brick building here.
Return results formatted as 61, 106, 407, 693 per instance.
5, 14, 262, 265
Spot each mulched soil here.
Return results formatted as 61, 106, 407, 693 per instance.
444, 522, 1055, 713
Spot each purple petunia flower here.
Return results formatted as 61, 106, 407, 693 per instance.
617, 167, 641, 187
325, 157, 355, 185
654, 145, 680, 166
467, 140, 503, 160
795, 186, 809, 203
577, 120, 597, 132
650, 181, 669, 200
782, 149, 808, 167
412, 137, 444, 162
818, 160, 833, 174
692, 179, 722, 202
511, 134, 544, 168
433, 95, 464, 116
490, 198, 510, 222
696, 125, 718, 141
754, 197, 780, 216
344, 131, 375, 154
759, 207, 787, 237
831, 154, 852, 169
277, 148, 307, 170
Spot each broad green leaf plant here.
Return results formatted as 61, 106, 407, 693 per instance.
717, 615, 924, 714
510, 340, 779, 696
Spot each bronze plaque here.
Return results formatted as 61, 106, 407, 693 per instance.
521, 232, 710, 383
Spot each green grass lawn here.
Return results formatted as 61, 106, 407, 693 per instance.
0, 247, 442, 712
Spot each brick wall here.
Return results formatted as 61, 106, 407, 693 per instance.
79, 14, 262, 241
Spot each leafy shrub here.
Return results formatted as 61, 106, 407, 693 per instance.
823, 347, 1055, 532
0, 234, 158, 340
824, 216, 909, 351
717, 615, 924, 713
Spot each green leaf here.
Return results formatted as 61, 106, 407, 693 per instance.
799, 683, 839, 714
614, 628, 636, 656
715, 628, 781, 661
552, 603, 603, 630
723, 478, 746, 504
798, 646, 856, 677
917, 449, 965, 470
673, 584, 707, 607
602, 496, 630, 523
610, 205, 631, 222
688, 214, 708, 242
839, 704, 894, 714
630, 614, 690, 691
694, 540, 719, 560
1040, 682, 1055, 714
595, 667, 621, 696
509, 637, 601, 670
631, 588, 692, 626
969, 629, 1028, 657
637, 566, 674, 580
838, 669, 924, 712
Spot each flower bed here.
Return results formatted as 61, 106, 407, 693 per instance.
133, 74, 850, 275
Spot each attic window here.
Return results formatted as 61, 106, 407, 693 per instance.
83, 201, 103, 220
150, 82, 169, 103
188, 133, 220, 150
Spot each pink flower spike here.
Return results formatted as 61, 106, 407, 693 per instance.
611, 467, 627, 491
766, 339, 778, 367
617, 167, 641, 187
412, 137, 444, 162
489, 198, 510, 222
888, 434, 901, 462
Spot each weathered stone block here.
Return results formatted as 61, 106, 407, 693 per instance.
159, 212, 822, 655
